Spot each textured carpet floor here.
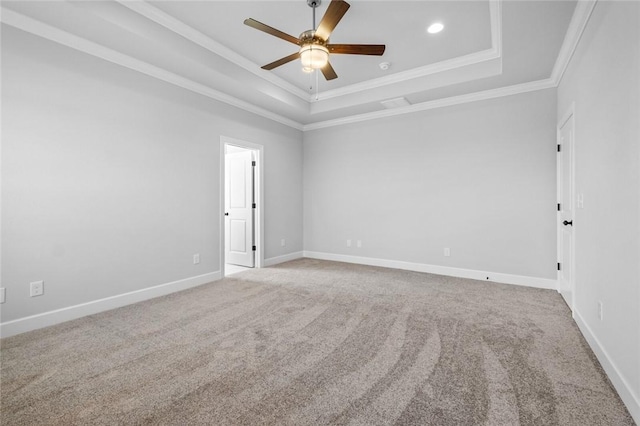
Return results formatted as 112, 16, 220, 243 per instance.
1, 259, 634, 425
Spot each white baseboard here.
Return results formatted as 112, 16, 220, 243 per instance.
303, 251, 557, 290
573, 309, 640, 424
263, 251, 304, 267
0, 271, 222, 339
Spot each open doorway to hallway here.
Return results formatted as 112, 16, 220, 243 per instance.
221, 138, 263, 277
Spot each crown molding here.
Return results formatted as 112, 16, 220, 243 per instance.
304, 0, 593, 132
303, 78, 556, 131
489, 0, 502, 57
121, 1, 502, 106
3, 0, 590, 134
0, 7, 304, 131
117, 1, 311, 102
313, 48, 500, 103
550, 0, 597, 86
309, 55, 502, 115
314, 0, 503, 103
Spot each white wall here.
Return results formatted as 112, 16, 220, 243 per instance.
557, 1, 640, 420
1, 26, 303, 325
304, 89, 558, 281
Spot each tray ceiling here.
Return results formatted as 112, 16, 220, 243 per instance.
1, 1, 578, 130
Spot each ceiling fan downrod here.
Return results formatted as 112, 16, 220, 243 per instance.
308, 0, 321, 30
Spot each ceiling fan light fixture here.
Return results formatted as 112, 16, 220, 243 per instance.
299, 44, 329, 69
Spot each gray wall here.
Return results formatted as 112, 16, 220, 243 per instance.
557, 1, 640, 411
304, 89, 558, 279
2, 6, 638, 417
1, 27, 303, 322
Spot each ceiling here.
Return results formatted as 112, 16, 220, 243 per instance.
1, 1, 578, 130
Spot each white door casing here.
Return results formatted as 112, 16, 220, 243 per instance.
225, 149, 255, 267
557, 107, 575, 312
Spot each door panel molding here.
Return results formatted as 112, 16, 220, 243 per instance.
220, 136, 264, 275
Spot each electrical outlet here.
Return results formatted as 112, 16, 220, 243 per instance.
598, 301, 603, 321
357, 240, 362, 248
444, 248, 451, 257
0, 288, 5, 304
30, 281, 44, 297
281, 238, 286, 247
193, 253, 200, 265
346, 239, 351, 247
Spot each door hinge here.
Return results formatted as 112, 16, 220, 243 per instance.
252, 161, 256, 166
252, 203, 256, 208
252, 245, 256, 251
557, 203, 561, 211
557, 262, 561, 271
557, 144, 561, 152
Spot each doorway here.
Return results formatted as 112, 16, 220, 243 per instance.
557, 104, 575, 312
221, 137, 263, 277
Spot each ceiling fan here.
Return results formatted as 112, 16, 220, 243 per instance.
244, 0, 385, 81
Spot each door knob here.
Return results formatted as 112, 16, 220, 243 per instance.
563, 220, 573, 226
225, 212, 229, 216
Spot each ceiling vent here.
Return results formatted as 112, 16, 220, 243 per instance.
380, 97, 411, 109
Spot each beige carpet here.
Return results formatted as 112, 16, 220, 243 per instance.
1, 259, 634, 425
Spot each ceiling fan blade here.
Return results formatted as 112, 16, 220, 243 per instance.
320, 62, 338, 80
315, 0, 350, 41
244, 18, 300, 45
261, 52, 301, 70
328, 44, 386, 56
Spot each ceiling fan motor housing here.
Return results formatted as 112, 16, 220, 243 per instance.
299, 30, 326, 46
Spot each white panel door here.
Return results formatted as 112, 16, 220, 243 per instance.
557, 113, 575, 310
225, 150, 254, 267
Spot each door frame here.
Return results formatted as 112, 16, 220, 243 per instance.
557, 102, 576, 313
220, 136, 264, 276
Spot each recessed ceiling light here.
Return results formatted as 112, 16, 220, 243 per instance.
427, 22, 444, 34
